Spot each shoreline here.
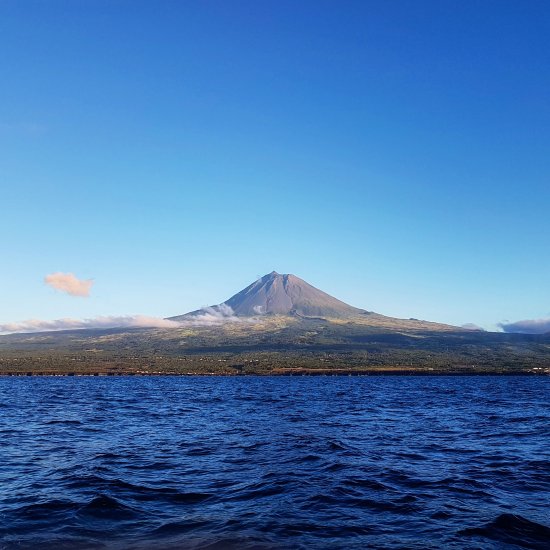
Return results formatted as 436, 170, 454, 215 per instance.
1, 369, 547, 377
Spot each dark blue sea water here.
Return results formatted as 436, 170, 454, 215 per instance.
0, 376, 549, 550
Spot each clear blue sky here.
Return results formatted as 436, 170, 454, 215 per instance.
1, 0, 549, 331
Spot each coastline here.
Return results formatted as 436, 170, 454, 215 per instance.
1, 368, 547, 376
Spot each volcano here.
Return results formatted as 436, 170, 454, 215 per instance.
169, 271, 365, 320
4, 271, 546, 376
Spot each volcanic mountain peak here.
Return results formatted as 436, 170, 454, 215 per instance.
170, 271, 365, 320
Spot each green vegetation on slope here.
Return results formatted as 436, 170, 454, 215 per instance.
1, 316, 549, 375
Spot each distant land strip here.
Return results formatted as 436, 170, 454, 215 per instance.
2, 273, 550, 377
1, 360, 548, 377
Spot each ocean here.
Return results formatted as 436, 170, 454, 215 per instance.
1, 375, 549, 549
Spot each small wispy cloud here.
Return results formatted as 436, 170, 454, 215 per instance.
0, 315, 182, 334
0, 122, 46, 137
185, 304, 244, 325
499, 318, 550, 334
45, 272, 94, 297
461, 323, 486, 331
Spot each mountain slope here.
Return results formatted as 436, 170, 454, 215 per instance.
1, 317, 549, 375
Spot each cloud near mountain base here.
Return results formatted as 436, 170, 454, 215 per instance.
0, 315, 182, 334
461, 323, 486, 331
185, 304, 244, 325
0, 306, 247, 334
499, 318, 550, 334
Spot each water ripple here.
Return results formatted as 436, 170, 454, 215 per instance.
0, 375, 549, 549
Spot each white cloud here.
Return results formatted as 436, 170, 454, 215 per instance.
0, 315, 182, 334
0, 305, 252, 334
499, 318, 550, 334
186, 304, 243, 325
461, 323, 486, 331
45, 272, 94, 297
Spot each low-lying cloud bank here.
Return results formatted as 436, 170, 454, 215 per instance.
45, 272, 94, 297
0, 306, 247, 334
499, 318, 550, 334
0, 315, 182, 334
